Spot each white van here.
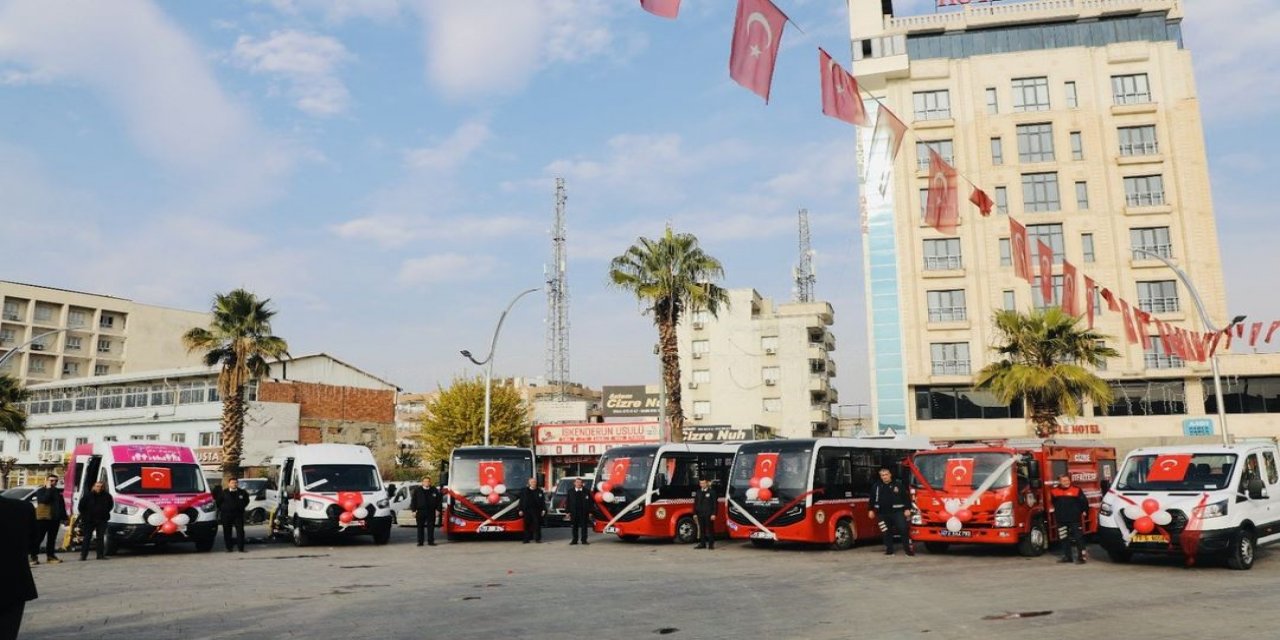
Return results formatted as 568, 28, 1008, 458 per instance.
1098, 442, 1280, 569
266, 444, 393, 546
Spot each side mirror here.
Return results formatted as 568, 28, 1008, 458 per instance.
1100, 479, 1111, 495
386, 484, 397, 497
1248, 478, 1267, 501
256, 489, 267, 500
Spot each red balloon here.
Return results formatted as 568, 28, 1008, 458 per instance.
162, 505, 179, 518
342, 500, 360, 512
757, 488, 773, 501
338, 511, 354, 524
160, 521, 178, 535
956, 508, 973, 523
598, 482, 613, 494
487, 493, 501, 504
1134, 516, 1155, 534
593, 492, 605, 503
1142, 498, 1160, 515
749, 477, 761, 488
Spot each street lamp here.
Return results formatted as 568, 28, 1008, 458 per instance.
1131, 248, 1245, 445
461, 287, 539, 447
0, 328, 71, 371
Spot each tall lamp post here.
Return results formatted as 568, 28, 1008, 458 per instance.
460, 288, 539, 447
0, 328, 71, 371
1131, 248, 1245, 445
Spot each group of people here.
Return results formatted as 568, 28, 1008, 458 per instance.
24, 474, 114, 565
404, 475, 595, 546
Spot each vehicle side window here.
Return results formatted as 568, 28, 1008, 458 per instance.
815, 449, 854, 498
656, 455, 698, 499
850, 451, 878, 498
1263, 451, 1279, 486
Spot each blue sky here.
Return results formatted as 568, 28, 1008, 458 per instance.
0, 0, 1276, 401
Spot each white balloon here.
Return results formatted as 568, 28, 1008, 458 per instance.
746, 488, 760, 501
147, 513, 165, 526
946, 517, 963, 532
601, 491, 615, 503
354, 507, 368, 519
494, 484, 507, 495
943, 498, 962, 515
173, 514, 191, 526
758, 477, 774, 490
479, 484, 493, 495
1123, 505, 1147, 520
1150, 510, 1172, 526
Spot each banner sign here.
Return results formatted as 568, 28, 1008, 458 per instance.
601, 386, 662, 417
533, 422, 662, 456
683, 425, 774, 442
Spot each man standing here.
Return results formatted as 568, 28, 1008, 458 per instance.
518, 477, 545, 544
693, 477, 717, 550
1051, 473, 1089, 564
0, 496, 38, 640
217, 478, 250, 553
868, 467, 914, 556
77, 481, 114, 561
567, 477, 591, 546
410, 476, 442, 546
29, 474, 66, 566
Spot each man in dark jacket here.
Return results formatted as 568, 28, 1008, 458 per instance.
29, 474, 66, 565
77, 481, 114, 561
869, 467, 914, 556
693, 477, 717, 550
567, 477, 592, 545
1, 496, 38, 640
518, 477, 545, 544
410, 476, 442, 546
217, 478, 251, 553
1051, 474, 1090, 564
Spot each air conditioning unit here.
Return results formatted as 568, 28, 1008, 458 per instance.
693, 413, 705, 421
39, 452, 60, 463
692, 352, 703, 359
765, 379, 777, 386
30, 343, 45, 351
693, 321, 705, 329
765, 347, 777, 355
688, 382, 699, 390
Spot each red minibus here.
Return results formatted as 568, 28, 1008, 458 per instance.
592, 443, 738, 542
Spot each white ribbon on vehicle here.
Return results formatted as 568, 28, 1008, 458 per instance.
958, 456, 1019, 510
479, 498, 522, 529
727, 496, 774, 540
602, 490, 657, 531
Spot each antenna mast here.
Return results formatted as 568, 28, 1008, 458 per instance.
794, 208, 816, 303
546, 178, 570, 401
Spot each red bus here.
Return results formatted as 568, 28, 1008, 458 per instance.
592, 443, 738, 542
727, 436, 932, 549
442, 446, 536, 540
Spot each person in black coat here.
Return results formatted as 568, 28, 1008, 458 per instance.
409, 476, 443, 546
0, 496, 38, 640
77, 481, 114, 561
217, 478, 251, 553
869, 467, 914, 556
693, 478, 717, 550
29, 474, 67, 565
1051, 474, 1090, 564
518, 478, 545, 543
566, 477, 592, 545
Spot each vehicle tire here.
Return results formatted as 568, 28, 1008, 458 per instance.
924, 542, 950, 554
248, 509, 267, 525
103, 533, 119, 557
291, 519, 310, 548
1226, 529, 1256, 570
372, 522, 392, 546
750, 538, 775, 548
1104, 546, 1132, 564
194, 533, 215, 552
1018, 520, 1048, 557
831, 518, 856, 551
618, 534, 640, 542
674, 516, 698, 544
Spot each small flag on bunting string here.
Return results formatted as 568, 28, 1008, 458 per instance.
1084, 275, 1097, 329
1009, 219, 1032, 284
818, 48, 867, 125
869, 104, 908, 196
1036, 240, 1054, 306
925, 150, 959, 235
969, 187, 994, 216
1267, 321, 1280, 344
1061, 260, 1079, 316
1249, 322, 1263, 347
640, 0, 681, 19
729, 0, 788, 102
1118, 299, 1139, 344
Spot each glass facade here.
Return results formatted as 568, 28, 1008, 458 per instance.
915, 387, 1024, 420
907, 14, 1183, 61
1205, 377, 1280, 414
1096, 380, 1186, 416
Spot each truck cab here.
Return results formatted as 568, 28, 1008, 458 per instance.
267, 444, 393, 547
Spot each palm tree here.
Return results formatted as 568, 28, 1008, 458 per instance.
976, 308, 1119, 438
609, 227, 729, 442
183, 289, 289, 482
0, 374, 31, 435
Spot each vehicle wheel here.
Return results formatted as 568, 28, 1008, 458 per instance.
1104, 546, 1132, 564
194, 533, 216, 552
674, 516, 698, 544
924, 542, 950, 554
618, 534, 640, 542
103, 533, 119, 557
372, 522, 392, 545
750, 538, 775, 548
292, 519, 310, 548
1226, 529, 1256, 570
832, 519, 855, 551
1018, 520, 1048, 557
248, 509, 267, 525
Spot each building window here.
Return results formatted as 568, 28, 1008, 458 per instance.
913, 89, 951, 120
1094, 341, 1108, 371
994, 186, 1008, 215
692, 401, 711, 418
691, 340, 710, 358
1003, 290, 1016, 311
99, 388, 123, 409
68, 309, 86, 328
990, 137, 1003, 165
916, 140, 953, 171
199, 432, 222, 448
930, 343, 971, 376
762, 367, 780, 385
28, 359, 45, 374
927, 290, 967, 323
66, 336, 82, 352
1082, 233, 1096, 263
19, 440, 30, 452
1112, 73, 1151, 105
1124, 175, 1165, 207
1097, 380, 1184, 416
985, 87, 998, 114
1130, 226, 1173, 260
33, 306, 53, 322
1011, 76, 1050, 112
73, 389, 97, 411
1016, 123, 1055, 163
103, 435, 118, 442
99, 314, 115, 329
1144, 341, 1184, 370
1118, 125, 1158, 156
763, 398, 782, 413
124, 385, 148, 408
178, 381, 207, 404
761, 336, 778, 354
998, 238, 1011, 267
150, 384, 174, 406
1207, 376, 1280, 414
1070, 131, 1084, 160
94, 364, 108, 376
692, 369, 711, 384
923, 238, 962, 270
1075, 181, 1089, 210
916, 386, 1024, 420
2, 302, 18, 321
1021, 172, 1061, 212
97, 339, 111, 354
1137, 280, 1180, 314
1032, 275, 1065, 310
1027, 223, 1065, 263
171, 433, 187, 443
75, 437, 89, 446
1065, 81, 1078, 108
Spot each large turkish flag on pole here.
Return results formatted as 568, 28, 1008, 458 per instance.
640, 0, 680, 19
925, 149, 959, 235
818, 48, 867, 125
729, 0, 788, 102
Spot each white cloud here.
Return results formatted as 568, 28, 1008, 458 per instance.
397, 253, 498, 286
233, 30, 353, 117
262, 0, 403, 24
403, 119, 492, 171
1175, 0, 1280, 120
331, 213, 534, 248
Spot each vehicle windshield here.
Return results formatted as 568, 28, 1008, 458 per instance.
111, 463, 207, 495
1116, 454, 1237, 491
300, 465, 381, 492
913, 452, 1013, 491
595, 451, 656, 493
729, 448, 812, 499
237, 479, 268, 492
1, 488, 33, 500
449, 454, 534, 496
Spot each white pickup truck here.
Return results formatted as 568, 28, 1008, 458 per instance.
1098, 442, 1280, 569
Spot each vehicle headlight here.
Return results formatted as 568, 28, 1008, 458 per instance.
303, 498, 327, 511
199, 501, 218, 513
994, 501, 1014, 528
113, 504, 139, 516
1099, 502, 1113, 517
910, 502, 921, 525
376, 499, 389, 509
1199, 499, 1229, 519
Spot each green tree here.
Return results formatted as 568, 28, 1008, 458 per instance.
419, 377, 530, 466
182, 289, 289, 482
976, 308, 1119, 438
609, 227, 729, 442
0, 374, 30, 435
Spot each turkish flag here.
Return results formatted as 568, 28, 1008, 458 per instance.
925, 150, 959, 234
943, 458, 974, 492
1207, 331, 1225, 357
1009, 218, 1032, 284
1221, 327, 1234, 351
1156, 320, 1174, 357
140, 466, 172, 490
870, 104, 908, 196
478, 461, 505, 488
969, 188, 994, 216
1267, 321, 1280, 344
818, 48, 866, 125
1118, 299, 1139, 344
640, 0, 680, 19
1061, 260, 1079, 316
729, 0, 788, 102
1134, 309, 1152, 350
1236, 323, 1246, 338
1036, 240, 1054, 306
1249, 322, 1263, 347
1147, 454, 1193, 482
1100, 287, 1120, 313
1084, 275, 1097, 329
607, 457, 632, 487
753, 452, 779, 481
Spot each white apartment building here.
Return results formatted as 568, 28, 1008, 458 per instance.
677, 288, 837, 439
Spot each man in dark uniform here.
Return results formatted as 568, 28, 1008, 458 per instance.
693, 477, 717, 550
518, 477, 546, 544
29, 474, 66, 566
217, 478, 251, 553
1050, 473, 1090, 564
869, 467, 914, 556
77, 480, 114, 561
1, 496, 37, 640
410, 476, 443, 546
567, 477, 592, 545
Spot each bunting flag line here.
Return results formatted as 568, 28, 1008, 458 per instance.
1156, 320, 1174, 357
1084, 275, 1097, 329
1268, 321, 1280, 344
1134, 308, 1153, 350
1036, 240, 1054, 306
1100, 287, 1120, 313
1118, 299, 1139, 344
729, 0, 788, 102
1236, 323, 1245, 338
1249, 322, 1263, 347
925, 150, 959, 235
818, 48, 867, 125
640, 0, 681, 18
1009, 218, 1032, 284
969, 187, 993, 216
1061, 260, 1079, 317
869, 104, 908, 196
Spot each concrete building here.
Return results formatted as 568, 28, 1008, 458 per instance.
677, 288, 837, 439
848, 0, 1280, 439
0, 281, 210, 385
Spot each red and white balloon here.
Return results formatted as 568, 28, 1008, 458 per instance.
1123, 498, 1171, 534
481, 481, 507, 505
746, 476, 774, 501
147, 504, 191, 534
939, 498, 973, 533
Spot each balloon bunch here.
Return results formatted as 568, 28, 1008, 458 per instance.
337, 491, 369, 525
1124, 498, 1170, 534
939, 498, 973, 533
745, 475, 774, 502
595, 481, 616, 503
479, 481, 507, 505
147, 505, 190, 535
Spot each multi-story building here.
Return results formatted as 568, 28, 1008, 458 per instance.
848, 0, 1280, 440
677, 288, 837, 439
0, 281, 211, 385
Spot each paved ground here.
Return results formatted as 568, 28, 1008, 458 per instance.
19, 523, 1280, 639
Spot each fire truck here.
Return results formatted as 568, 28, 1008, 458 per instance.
907, 440, 1116, 556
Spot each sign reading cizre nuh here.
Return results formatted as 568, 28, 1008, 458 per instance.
601, 385, 661, 418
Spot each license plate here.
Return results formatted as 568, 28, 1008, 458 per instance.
476, 525, 504, 533
1131, 534, 1169, 543
939, 530, 972, 538
603, 526, 618, 534
750, 531, 775, 540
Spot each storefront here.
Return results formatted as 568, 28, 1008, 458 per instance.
534, 422, 663, 488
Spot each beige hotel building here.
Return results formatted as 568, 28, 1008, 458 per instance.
847, 0, 1280, 441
